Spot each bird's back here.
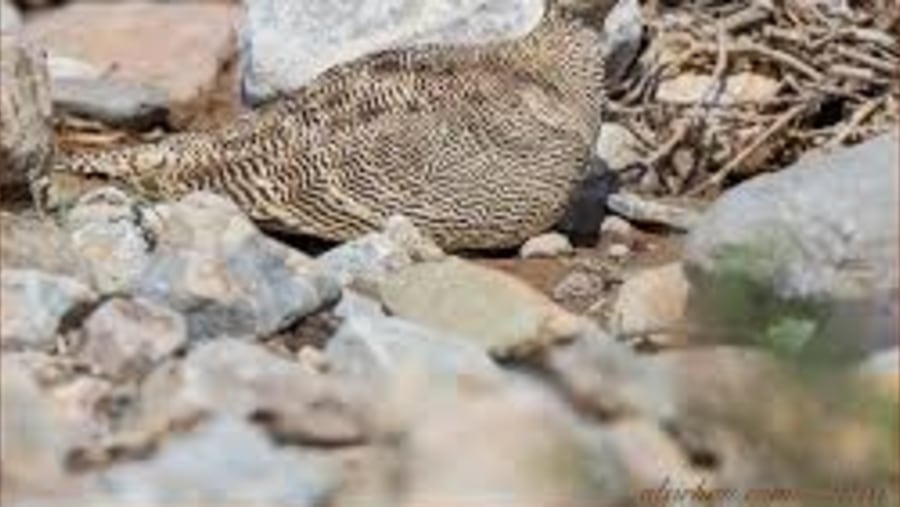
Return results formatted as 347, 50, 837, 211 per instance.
50, 5, 609, 250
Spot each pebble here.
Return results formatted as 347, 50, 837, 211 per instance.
519, 232, 574, 258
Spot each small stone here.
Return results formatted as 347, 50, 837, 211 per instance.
0, 34, 52, 203
77, 297, 188, 380
52, 77, 170, 130
594, 122, 643, 170
380, 258, 585, 357
611, 262, 689, 346
600, 215, 635, 238
607, 243, 631, 259
606, 192, 702, 231
63, 186, 154, 294
133, 192, 340, 341
519, 232, 574, 258
317, 215, 444, 290
1, 269, 96, 351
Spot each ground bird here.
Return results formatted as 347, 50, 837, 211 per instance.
45, 0, 618, 250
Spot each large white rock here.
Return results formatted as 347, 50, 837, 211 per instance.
238, 0, 545, 104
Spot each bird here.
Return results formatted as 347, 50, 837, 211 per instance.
45, 0, 617, 251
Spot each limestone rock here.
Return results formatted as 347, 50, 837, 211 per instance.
76, 298, 187, 380
133, 192, 340, 340
380, 258, 584, 357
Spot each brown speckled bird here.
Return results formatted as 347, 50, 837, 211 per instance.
47, 0, 616, 250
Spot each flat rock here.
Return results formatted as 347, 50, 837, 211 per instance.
52, 77, 169, 130
685, 132, 900, 354
594, 122, 644, 170
133, 192, 340, 340
1, 269, 96, 351
380, 257, 584, 357
89, 417, 338, 507
239, 0, 544, 104
134, 338, 363, 446
0, 34, 52, 203
25, 1, 237, 104
76, 297, 187, 380
63, 187, 154, 294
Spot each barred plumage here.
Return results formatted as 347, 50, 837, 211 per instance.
49, 0, 614, 250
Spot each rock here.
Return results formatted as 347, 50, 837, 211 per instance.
645, 347, 899, 487
0, 34, 52, 203
1, 357, 68, 493
133, 192, 339, 341
46, 55, 104, 81
134, 338, 363, 446
1, 269, 96, 351
611, 263, 690, 346
388, 380, 631, 507
606, 192, 702, 231
52, 77, 169, 130
50, 375, 114, 445
600, 215, 636, 238
317, 215, 444, 290
656, 72, 779, 104
63, 187, 154, 294
333, 290, 386, 320
76, 298, 187, 380
607, 242, 631, 259
1, 212, 89, 282
594, 122, 643, 170
325, 317, 502, 393
543, 326, 674, 420
1, 0, 21, 33
25, 1, 237, 104
551, 269, 606, 313
519, 232, 574, 258
685, 132, 899, 354
91, 417, 338, 507
239, 0, 544, 104
380, 258, 584, 357
602, 0, 643, 83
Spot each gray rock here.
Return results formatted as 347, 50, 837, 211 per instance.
333, 289, 386, 319
1, 357, 68, 493
602, 0, 643, 83
317, 214, 443, 290
239, 0, 544, 104
519, 232, 573, 258
133, 192, 340, 340
1, 0, 21, 33
1, 212, 90, 283
134, 338, 363, 446
52, 77, 169, 130
685, 132, 899, 353
92, 417, 338, 507
326, 316, 505, 391
0, 35, 52, 204
606, 192, 702, 231
379, 258, 585, 357
1, 269, 96, 351
63, 187, 154, 294
76, 297, 187, 380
